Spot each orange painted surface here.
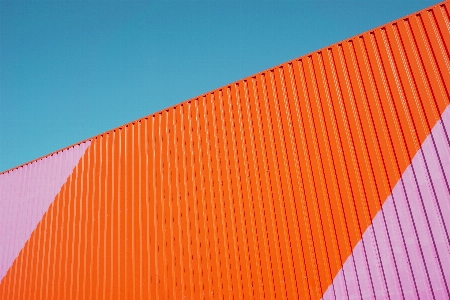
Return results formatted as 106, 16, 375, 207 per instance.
1, 2, 449, 299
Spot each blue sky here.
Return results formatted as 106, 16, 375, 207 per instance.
0, 0, 440, 172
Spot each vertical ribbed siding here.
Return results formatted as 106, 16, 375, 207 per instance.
1, 2, 450, 299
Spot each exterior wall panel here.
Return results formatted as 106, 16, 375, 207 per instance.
1, 2, 450, 299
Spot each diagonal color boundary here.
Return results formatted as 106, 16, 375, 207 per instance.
322, 105, 450, 299
0, 141, 91, 282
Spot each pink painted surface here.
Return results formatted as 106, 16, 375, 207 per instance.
322, 105, 450, 300
0, 141, 91, 282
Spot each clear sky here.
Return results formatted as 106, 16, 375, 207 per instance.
0, 0, 440, 173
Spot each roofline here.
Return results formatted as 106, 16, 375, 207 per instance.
1, 0, 446, 175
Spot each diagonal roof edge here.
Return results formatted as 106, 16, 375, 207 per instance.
2, 0, 447, 175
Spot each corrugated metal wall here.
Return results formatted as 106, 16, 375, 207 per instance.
1, 1, 450, 299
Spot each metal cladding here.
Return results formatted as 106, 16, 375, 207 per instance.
1, 1, 450, 299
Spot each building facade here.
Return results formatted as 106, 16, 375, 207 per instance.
1, 1, 450, 299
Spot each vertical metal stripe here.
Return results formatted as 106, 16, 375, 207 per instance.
117, 129, 123, 299
83, 142, 91, 300
355, 35, 401, 295
258, 73, 289, 299
67, 146, 77, 298
269, 69, 303, 298
75, 145, 84, 300
4, 169, 12, 298
240, 81, 269, 299
200, 95, 222, 299
8, 163, 22, 299
99, 135, 105, 300
298, 59, 336, 296
137, 122, 144, 299
228, 84, 254, 299
179, 104, 195, 299
233, 85, 253, 299
340, 43, 378, 297
21, 162, 34, 299
349, 37, 393, 297
306, 55, 346, 296
364, 32, 415, 298
248, 77, 277, 299
209, 92, 229, 300
165, 110, 177, 299
213, 90, 236, 300
220, 87, 243, 298
151, 116, 159, 300
29, 161, 42, 298
288, 61, 324, 298
143, 119, 151, 299
171, 108, 185, 299
104, 133, 113, 299
158, 113, 168, 299
44, 155, 54, 300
